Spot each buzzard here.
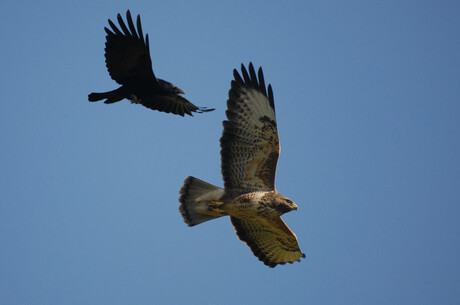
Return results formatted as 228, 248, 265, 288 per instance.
179, 63, 305, 267
88, 10, 214, 116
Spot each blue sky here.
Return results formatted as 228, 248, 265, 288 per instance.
1, 0, 459, 304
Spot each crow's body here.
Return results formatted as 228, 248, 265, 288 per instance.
89, 10, 214, 116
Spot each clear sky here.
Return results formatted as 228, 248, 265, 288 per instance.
1, 0, 459, 304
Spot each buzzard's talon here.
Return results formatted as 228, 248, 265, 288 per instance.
208, 207, 225, 214
208, 201, 225, 214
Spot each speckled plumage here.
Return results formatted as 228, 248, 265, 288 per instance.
179, 63, 304, 267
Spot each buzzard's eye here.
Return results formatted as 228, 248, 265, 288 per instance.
286, 199, 293, 204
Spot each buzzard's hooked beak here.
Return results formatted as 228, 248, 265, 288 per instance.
284, 199, 297, 212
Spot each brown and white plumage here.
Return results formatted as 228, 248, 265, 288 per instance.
221, 65, 279, 191
230, 217, 303, 268
179, 63, 304, 267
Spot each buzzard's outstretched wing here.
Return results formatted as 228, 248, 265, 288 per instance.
230, 216, 305, 267
220, 63, 279, 191
104, 10, 156, 85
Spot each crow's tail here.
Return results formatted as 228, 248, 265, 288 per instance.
88, 88, 124, 104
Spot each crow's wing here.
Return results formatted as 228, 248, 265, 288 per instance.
104, 10, 156, 85
139, 94, 214, 117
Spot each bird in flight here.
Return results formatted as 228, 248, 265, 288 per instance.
88, 10, 214, 116
179, 63, 305, 267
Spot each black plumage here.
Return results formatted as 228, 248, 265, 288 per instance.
88, 10, 214, 116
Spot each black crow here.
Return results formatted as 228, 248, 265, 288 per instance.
88, 10, 214, 116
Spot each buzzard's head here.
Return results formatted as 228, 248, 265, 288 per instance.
260, 192, 298, 216
274, 196, 298, 215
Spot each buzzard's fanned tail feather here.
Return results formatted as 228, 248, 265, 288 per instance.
179, 177, 225, 226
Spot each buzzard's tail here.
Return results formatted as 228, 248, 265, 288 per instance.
179, 176, 225, 226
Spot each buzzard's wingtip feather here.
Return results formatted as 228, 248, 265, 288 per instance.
267, 84, 275, 109
232, 63, 273, 104
240, 64, 251, 84
233, 69, 243, 84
